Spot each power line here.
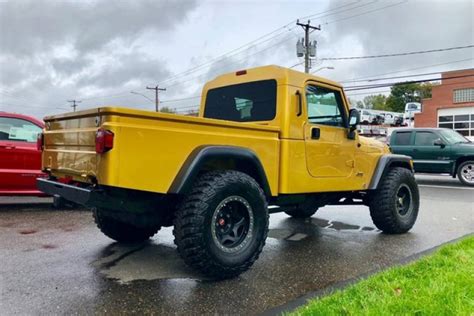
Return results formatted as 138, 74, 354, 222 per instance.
344, 74, 474, 91
81, 92, 131, 102
47, 2, 385, 104
321, 45, 474, 61
346, 89, 391, 96
299, 1, 374, 21
346, 79, 474, 97
67, 100, 81, 112
343, 71, 446, 88
156, 29, 296, 87
0, 91, 31, 104
0, 102, 68, 111
160, 95, 201, 103
146, 85, 166, 112
164, 33, 298, 90
156, 1, 382, 88
296, 20, 321, 73
325, 0, 407, 25
340, 58, 474, 83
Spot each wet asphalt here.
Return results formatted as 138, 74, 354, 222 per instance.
0, 174, 473, 315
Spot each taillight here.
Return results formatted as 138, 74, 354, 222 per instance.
95, 129, 114, 154
37, 132, 44, 151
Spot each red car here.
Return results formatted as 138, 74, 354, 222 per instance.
0, 112, 45, 195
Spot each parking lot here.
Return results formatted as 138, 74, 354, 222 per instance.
0, 174, 473, 315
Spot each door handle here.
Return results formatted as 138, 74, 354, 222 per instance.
311, 127, 320, 139
295, 90, 302, 116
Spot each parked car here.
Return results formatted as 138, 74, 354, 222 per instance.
360, 110, 374, 124
394, 115, 405, 126
383, 113, 404, 126
0, 112, 45, 195
403, 102, 422, 122
389, 128, 474, 186
372, 113, 385, 125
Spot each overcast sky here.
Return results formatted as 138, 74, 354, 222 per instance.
0, 0, 473, 118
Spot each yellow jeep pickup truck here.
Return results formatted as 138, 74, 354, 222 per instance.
37, 65, 419, 279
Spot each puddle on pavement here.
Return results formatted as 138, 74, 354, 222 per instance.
268, 217, 378, 241
93, 242, 201, 284
311, 217, 377, 232
93, 217, 378, 284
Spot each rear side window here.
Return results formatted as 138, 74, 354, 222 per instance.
204, 80, 277, 122
393, 132, 412, 145
414, 132, 439, 146
0, 117, 42, 142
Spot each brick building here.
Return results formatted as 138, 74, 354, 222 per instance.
415, 68, 474, 140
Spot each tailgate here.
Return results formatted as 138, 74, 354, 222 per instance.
42, 109, 101, 183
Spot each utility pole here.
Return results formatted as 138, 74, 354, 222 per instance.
146, 85, 166, 112
67, 100, 81, 112
296, 20, 321, 73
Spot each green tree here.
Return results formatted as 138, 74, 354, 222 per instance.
347, 97, 357, 108
385, 82, 437, 112
418, 82, 435, 99
355, 100, 364, 109
160, 106, 176, 113
363, 94, 387, 110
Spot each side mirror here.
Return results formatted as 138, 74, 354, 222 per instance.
433, 138, 445, 148
348, 108, 360, 140
348, 108, 360, 128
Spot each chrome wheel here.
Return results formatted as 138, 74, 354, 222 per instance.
211, 196, 254, 253
460, 163, 474, 184
396, 183, 413, 217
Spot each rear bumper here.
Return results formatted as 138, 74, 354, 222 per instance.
36, 178, 94, 205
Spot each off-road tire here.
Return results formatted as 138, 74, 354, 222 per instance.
93, 208, 160, 243
173, 170, 269, 279
369, 167, 419, 234
456, 161, 474, 187
284, 208, 318, 218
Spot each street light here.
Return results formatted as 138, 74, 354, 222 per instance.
312, 66, 335, 73
130, 91, 154, 103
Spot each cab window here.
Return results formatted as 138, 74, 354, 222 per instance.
204, 80, 277, 122
306, 85, 346, 127
0, 117, 42, 142
393, 131, 412, 145
414, 131, 439, 146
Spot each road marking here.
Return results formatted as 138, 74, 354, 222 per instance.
418, 184, 474, 190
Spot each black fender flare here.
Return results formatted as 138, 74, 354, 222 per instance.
368, 154, 414, 190
168, 145, 272, 197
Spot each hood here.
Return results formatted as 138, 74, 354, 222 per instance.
359, 136, 390, 154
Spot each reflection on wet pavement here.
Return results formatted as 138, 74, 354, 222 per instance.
94, 217, 379, 284
93, 239, 199, 283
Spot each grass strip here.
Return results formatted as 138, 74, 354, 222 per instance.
292, 235, 474, 316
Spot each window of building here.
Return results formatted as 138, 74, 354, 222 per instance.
438, 112, 474, 137
453, 88, 474, 103
393, 131, 412, 145
439, 116, 453, 122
